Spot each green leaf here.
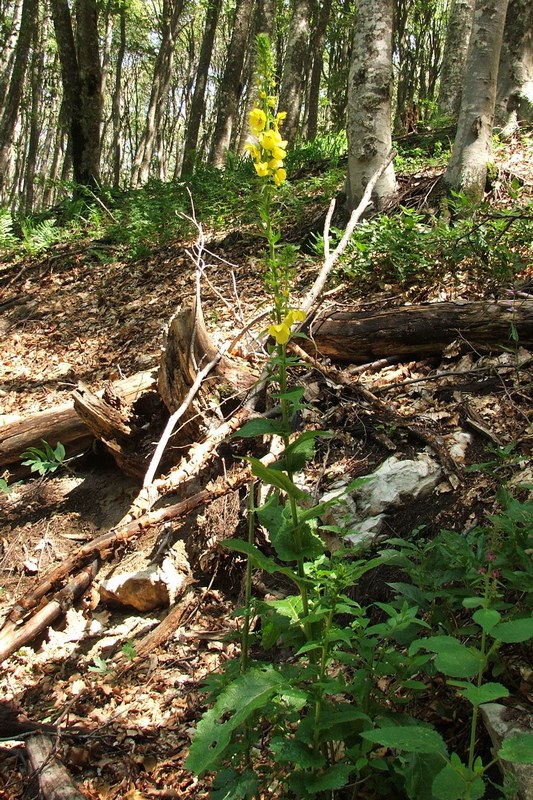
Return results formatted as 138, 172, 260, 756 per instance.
274, 430, 332, 472
498, 734, 533, 764
460, 682, 509, 707
490, 616, 533, 643
472, 608, 501, 633
234, 418, 286, 438
185, 666, 286, 776
361, 725, 446, 754
432, 763, 485, 800
414, 637, 481, 678
270, 737, 320, 769
222, 539, 296, 581
247, 457, 307, 499
463, 597, 484, 609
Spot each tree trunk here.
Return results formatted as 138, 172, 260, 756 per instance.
131, 0, 185, 187
495, 0, 533, 131
443, 0, 510, 203
345, 0, 397, 212
305, 300, 533, 363
0, 0, 23, 108
209, 0, 255, 168
304, 0, 333, 141
437, 0, 476, 120
24, 13, 47, 214
278, 0, 313, 145
49, 0, 102, 188
0, 0, 38, 202
181, 0, 223, 176
111, 6, 126, 188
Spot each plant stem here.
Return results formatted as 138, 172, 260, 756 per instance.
241, 479, 256, 674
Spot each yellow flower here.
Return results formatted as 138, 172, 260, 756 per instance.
249, 108, 266, 133
271, 145, 287, 160
268, 158, 284, 170
244, 142, 260, 160
275, 111, 287, 126
273, 168, 287, 186
254, 161, 269, 177
286, 309, 306, 325
268, 322, 291, 345
262, 129, 282, 151
267, 96, 276, 108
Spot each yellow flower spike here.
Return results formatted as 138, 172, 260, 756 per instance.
249, 108, 266, 133
254, 161, 269, 177
268, 322, 291, 345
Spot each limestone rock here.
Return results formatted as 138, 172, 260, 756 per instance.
98, 541, 191, 612
480, 702, 533, 800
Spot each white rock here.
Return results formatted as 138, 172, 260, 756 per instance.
480, 703, 533, 800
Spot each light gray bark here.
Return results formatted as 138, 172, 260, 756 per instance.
444, 0, 510, 202
131, 0, 185, 186
181, 0, 223, 176
495, 0, 533, 131
209, 0, 255, 169
0, 0, 38, 201
437, 0, 476, 119
304, 0, 333, 141
278, 0, 313, 144
345, 0, 397, 212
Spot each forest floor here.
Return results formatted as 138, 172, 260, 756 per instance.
0, 141, 532, 800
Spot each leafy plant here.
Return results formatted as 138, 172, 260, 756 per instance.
21, 440, 66, 476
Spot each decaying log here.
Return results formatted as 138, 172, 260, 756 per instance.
158, 303, 256, 433
308, 299, 533, 364
0, 369, 156, 475
26, 734, 88, 800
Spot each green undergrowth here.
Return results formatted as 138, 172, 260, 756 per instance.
0, 131, 531, 295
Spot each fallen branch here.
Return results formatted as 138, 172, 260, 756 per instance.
26, 734, 88, 800
0, 560, 98, 663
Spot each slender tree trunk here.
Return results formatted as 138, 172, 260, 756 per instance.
437, 0, 476, 120
111, 6, 126, 187
495, 0, 533, 131
181, 0, 223, 176
210, 0, 255, 168
304, 0, 333, 141
24, 14, 47, 214
345, 0, 397, 212
443, 0, 510, 202
0, 0, 23, 108
0, 0, 38, 202
278, 0, 313, 144
131, 0, 184, 187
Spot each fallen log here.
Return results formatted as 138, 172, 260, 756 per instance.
306, 299, 533, 363
0, 369, 157, 476
26, 734, 88, 800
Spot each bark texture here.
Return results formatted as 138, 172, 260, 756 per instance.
131, 0, 184, 186
181, 0, 223, 176
437, 0, 476, 119
278, 0, 314, 144
209, 0, 255, 168
495, 0, 533, 130
443, 0, 510, 202
49, 0, 102, 187
345, 0, 397, 212
306, 300, 533, 363
0, 0, 38, 201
